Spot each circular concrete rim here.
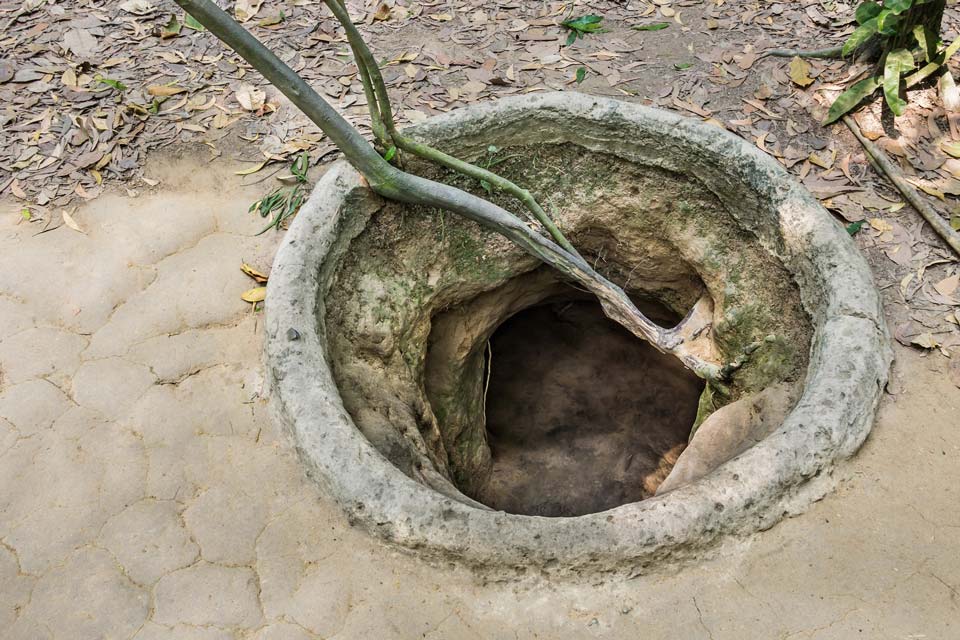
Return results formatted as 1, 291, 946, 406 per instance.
265, 92, 892, 571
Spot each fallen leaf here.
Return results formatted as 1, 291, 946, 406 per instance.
234, 159, 271, 175
235, 0, 263, 22
147, 84, 186, 96
910, 333, 939, 350
934, 274, 959, 297
241, 286, 266, 303
372, 3, 391, 21
61, 209, 85, 234
942, 141, 960, 158
119, 0, 154, 15
241, 262, 269, 283
62, 28, 99, 58
235, 84, 265, 111
869, 217, 893, 234
789, 56, 814, 87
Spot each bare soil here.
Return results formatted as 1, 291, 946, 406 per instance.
478, 300, 703, 517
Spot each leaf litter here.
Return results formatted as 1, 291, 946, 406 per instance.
1, 0, 958, 367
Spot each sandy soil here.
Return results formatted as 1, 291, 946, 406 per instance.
0, 148, 958, 639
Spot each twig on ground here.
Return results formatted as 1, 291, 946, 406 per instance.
843, 115, 960, 257
760, 45, 844, 60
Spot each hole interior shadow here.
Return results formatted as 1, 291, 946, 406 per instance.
474, 299, 704, 517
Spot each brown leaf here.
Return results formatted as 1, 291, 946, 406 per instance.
61, 209, 85, 234
147, 84, 186, 97
372, 3, 391, 21
234, 0, 263, 22
788, 57, 814, 87
62, 28, 99, 58
934, 274, 959, 297
235, 84, 265, 111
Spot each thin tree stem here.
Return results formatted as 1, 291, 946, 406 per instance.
173, 0, 724, 379
322, 0, 582, 257
761, 45, 844, 60
844, 115, 960, 256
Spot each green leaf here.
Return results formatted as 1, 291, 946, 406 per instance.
846, 220, 865, 235
843, 17, 878, 56
883, 48, 914, 115
161, 14, 181, 38
824, 75, 882, 124
562, 14, 603, 32
575, 66, 586, 84
95, 75, 127, 92
674, 62, 693, 70
913, 24, 937, 62
291, 151, 309, 181
855, 1, 883, 24
876, 10, 901, 36
561, 14, 604, 44
883, 0, 913, 14
631, 22, 669, 31
383, 145, 396, 162
183, 12, 205, 30
951, 215, 960, 231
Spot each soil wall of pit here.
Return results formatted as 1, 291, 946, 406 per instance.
323, 141, 812, 507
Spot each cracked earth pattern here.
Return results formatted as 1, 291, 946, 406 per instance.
0, 149, 958, 639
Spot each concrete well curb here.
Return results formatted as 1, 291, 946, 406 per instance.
265, 92, 892, 573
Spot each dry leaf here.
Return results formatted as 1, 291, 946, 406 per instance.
119, 0, 154, 15
234, 159, 271, 176
235, 84, 265, 111
62, 28, 99, 58
789, 57, 814, 87
241, 262, 269, 283
241, 286, 266, 303
372, 3, 391, 21
147, 84, 186, 96
869, 218, 893, 234
234, 0, 263, 22
934, 274, 959, 297
910, 333, 939, 350
61, 209, 85, 234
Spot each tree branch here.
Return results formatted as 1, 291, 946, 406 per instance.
844, 115, 960, 256
322, 0, 582, 257
173, 0, 726, 379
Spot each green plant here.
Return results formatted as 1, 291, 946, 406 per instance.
825, 0, 951, 123
560, 14, 604, 46
250, 151, 309, 234
174, 0, 763, 384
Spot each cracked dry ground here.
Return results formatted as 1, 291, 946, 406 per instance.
0, 155, 958, 640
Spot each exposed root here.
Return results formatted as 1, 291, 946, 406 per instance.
175, 0, 727, 380
761, 45, 844, 60
844, 115, 960, 257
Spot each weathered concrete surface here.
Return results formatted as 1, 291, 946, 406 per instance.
266, 94, 891, 571
1, 151, 957, 637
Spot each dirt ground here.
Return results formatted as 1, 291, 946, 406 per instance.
2, 0, 960, 637
1, 150, 958, 639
